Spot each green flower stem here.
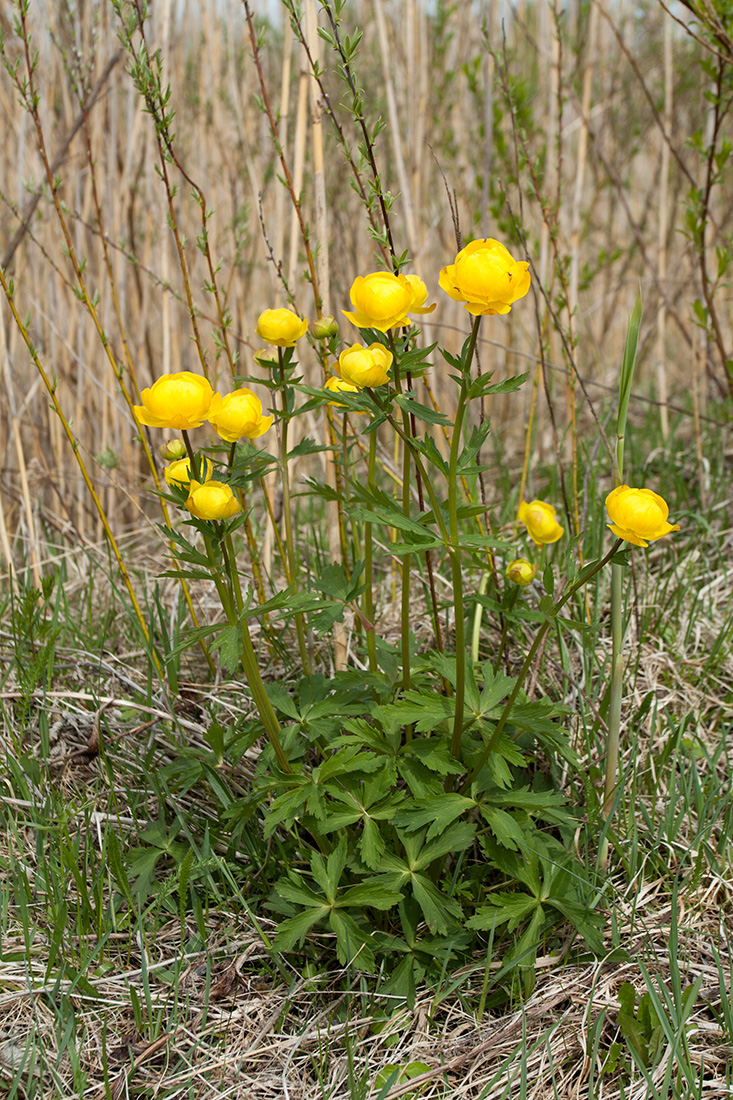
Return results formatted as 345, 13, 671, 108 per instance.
493, 585, 520, 673
276, 349, 311, 674
448, 315, 482, 763
364, 426, 378, 675
601, 561, 624, 852
216, 527, 291, 774
390, 341, 413, 695
227, 442, 271, 642
341, 412, 352, 566
460, 539, 623, 795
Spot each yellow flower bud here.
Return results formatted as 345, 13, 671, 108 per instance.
253, 347, 279, 368
164, 455, 213, 489
506, 558, 538, 586
439, 239, 531, 316
134, 372, 218, 431
342, 271, 414, 332
185, 480, 241, 521
605, 485, 680, 547
207, 388, 273, 443
159, 439, 188, 462
337, 343, 393, 388
311, 315, 340, 340
518, 499, 564, 546
255, 308, 308, 347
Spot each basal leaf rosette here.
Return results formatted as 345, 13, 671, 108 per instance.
439, 239, 530, 316
605, 486, 680, 548
255, 308, 308, 347
134, 372, 217, 430
518, 499, 564, 545
186, 480, 241, 521
208, 387, 273, 442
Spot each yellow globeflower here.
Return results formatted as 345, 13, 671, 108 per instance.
605, 486, 680, 548
518, 499, 564, 546
208, 388, 273, 443
164, 455, 213, 489
186, 480, 241, 521
255, 308, 309, 347
439, 239, 531, 316
324, 375, 363, 409
343, 271, 414, 332
404, 274, 436, 317
338, 343, 393, 388
506, 558, 538, 586
134, 372, 217, 430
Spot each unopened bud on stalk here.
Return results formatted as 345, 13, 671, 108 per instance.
253, 347, 279, 368
506, 558, 538, 586
159, 439, 187, 461
311, 315, 339, 340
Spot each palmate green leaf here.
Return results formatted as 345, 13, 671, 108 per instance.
287, 436, 327, 459
360, 817, 387, 869
273, 906, 329, 952
328, 909, 375, 972
480, 807, 528, 851
158, 524, 210, 566
337, 884, 402, 910
412, 821, 477, 869
457, 420, 492, 473
265, 681, 301, 720
170, 621, 226, 660
467, 892, 538, 932
315, 746, 381, 782
276, 878, 329, 909
392, 794, 474, 839
411, 874, 463, 933
380, 691, 454, 733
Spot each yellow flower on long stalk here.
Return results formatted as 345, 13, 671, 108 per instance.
605, 486, 680, 547
337, 343, 393, 388
343, 272, 414, 332
186, 480, 241, 521
134, 372, 218, 430
255, 308, 309, 347
517, 499, 564, 545
208, 387, 273, 442
439, 238, 530, 316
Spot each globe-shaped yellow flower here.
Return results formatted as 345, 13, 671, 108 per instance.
338, 343, 393, 388
605, 486, 680, 548
255, 308, 308, 347
324, 375, 362, 409
207, 388, 273, 443
506, 558, 538, 586
439, 239, 531, 316
134, 372, 217, 430
185, 480, 241, 521
164, 455, 213, 489
518, 499, 564, 545
342, 272, 415, 332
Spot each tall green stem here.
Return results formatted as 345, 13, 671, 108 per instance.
214, 528, 291, 774
460, 539, 623, 794
276, 349, 311, 673
448, 316, 482, 763
390, 342, 413, 695
364, 427, 378, 674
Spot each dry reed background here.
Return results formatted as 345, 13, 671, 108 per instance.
0, 0, 728, 579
